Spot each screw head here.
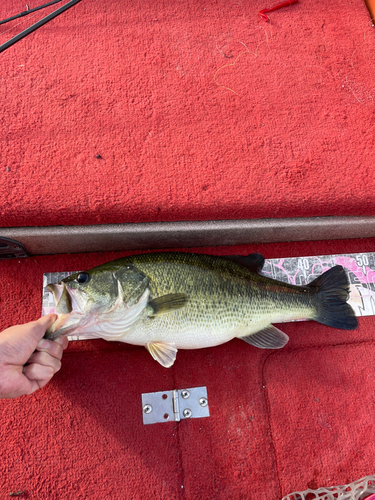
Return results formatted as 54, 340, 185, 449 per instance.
181, 390, 190, 399
183, 409, 192, 418
143, 404, 152, 414
199, 398, 208, 407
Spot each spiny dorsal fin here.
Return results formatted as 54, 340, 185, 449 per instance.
146, 342, 177, 368
240, 325, 289, 349
148, 293, 188, 317
224, 253, 265, 273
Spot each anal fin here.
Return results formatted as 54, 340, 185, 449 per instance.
241, 325, 289, 349
146, 341, 177, 368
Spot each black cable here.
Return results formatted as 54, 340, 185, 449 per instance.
0, 1, 63, 26
0, 0, 83, 54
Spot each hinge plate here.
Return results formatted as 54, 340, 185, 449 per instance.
0, 237, 29, 259
142, 386, 209, 425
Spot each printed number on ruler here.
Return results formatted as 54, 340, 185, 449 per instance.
261, 253, 375, 317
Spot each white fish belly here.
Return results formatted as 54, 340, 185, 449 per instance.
116, 300, 314, 349
121, 324, 236, 349
117, 307, 248, 349
115, 305, 275, 349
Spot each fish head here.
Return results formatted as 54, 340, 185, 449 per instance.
45, 262, 150, 339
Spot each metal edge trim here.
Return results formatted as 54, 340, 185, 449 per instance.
1, 216, 375, 255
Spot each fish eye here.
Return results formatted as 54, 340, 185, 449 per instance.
76, 272, 90, 285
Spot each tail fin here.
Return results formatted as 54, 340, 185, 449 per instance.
308, 265, 358, 330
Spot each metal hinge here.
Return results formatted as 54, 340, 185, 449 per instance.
0, 237, 29, 259
142, 386, 209, 425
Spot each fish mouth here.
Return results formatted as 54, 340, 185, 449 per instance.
44, 280, 151, 341
47, 283, 72, 314
45, 282, 85, 339
45, 313, 79, 340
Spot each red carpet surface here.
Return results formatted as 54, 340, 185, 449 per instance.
1, 0, 375, 227
1, 238, 375, 499
1, 1, 375, 499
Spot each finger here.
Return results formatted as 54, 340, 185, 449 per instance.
1, 314, 57, 343
35, 338, 64, 360
1, 379, 39, 399
23, 362, 60, 387
18, 314, 58, 345
27, 351, 63, 371
54, 335, 69, 350
35, 314, 58, 332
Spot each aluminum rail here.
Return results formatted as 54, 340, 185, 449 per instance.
1, 216, 375, 256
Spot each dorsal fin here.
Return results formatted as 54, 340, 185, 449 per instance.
224, 253, 265, 273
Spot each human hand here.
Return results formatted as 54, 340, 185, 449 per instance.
0, 315, 68, 399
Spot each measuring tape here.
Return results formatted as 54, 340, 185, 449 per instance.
260, 252, 375, 318
42, 252, 375, 340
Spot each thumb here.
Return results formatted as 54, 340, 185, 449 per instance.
36, 314, 58, 330
0, 314, 59, 367
27, 314, 58, 343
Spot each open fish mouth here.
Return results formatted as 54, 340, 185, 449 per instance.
45, 282, 86, 339
46, 282, 69, 317
47, 281, 87, 315
44, 280, 151, 341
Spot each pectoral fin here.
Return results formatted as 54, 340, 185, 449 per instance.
146, 342, 177, 368
240, 325, 289, 349
148, 293, 188, 317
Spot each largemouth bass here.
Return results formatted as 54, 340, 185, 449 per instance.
45, 252, 357, 367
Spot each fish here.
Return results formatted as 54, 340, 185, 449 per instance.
44, 252, 358, 368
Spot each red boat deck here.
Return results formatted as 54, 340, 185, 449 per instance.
1, 1, 375, 499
